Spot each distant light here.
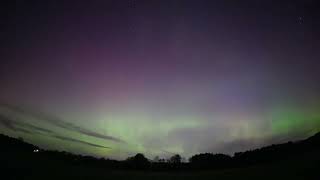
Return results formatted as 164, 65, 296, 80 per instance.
33, 149, 39, 153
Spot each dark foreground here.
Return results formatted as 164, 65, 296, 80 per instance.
5, 156, 319, 180
1, 132, 320, 180
3, 154, 319, 180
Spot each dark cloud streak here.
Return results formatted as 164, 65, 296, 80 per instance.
52, 135, 111, 149
0, 117, 33, 135
0, 114, 53, 134
0, 103, 126, 144
0, 113, 111, 149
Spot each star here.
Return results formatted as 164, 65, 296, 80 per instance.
297, 16, 304, 24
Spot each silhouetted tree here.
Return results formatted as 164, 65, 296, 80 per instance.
126, 153, 150, 169
170, 154, 181, 164
153, 155, 160, 162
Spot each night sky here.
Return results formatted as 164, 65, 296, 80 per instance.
1, 0, 320, 159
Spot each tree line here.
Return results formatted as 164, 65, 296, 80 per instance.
1, 132, 319, 171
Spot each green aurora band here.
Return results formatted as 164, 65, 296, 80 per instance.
0, 104, 319, 159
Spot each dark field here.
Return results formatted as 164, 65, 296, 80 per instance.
5, 155, 319, 180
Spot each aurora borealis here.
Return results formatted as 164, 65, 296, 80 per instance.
1, 0, 320, 160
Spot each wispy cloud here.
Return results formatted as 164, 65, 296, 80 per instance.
0, 103, 126, 144
0, 114, 51, 134
52, 135, 111, 149
0, 113, 111, 149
